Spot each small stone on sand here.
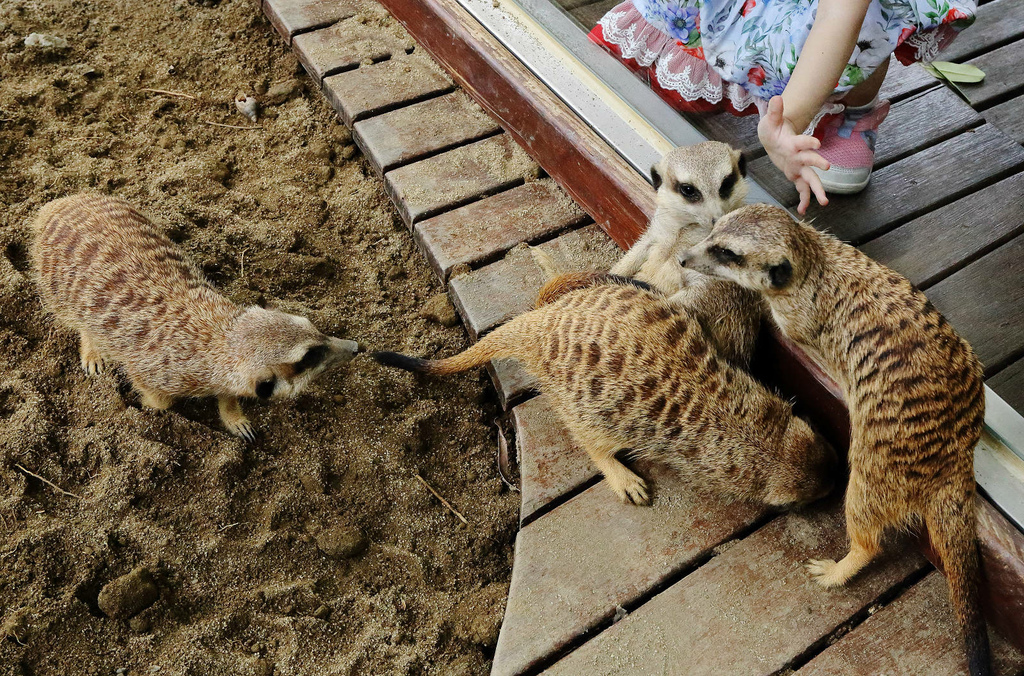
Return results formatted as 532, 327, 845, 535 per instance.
97, 567, 159, 619
419, 293, 459, 327
315, 525, 367, 560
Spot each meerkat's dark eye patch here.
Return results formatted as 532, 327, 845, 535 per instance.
293, 344, 329, 375
675, 182, 702, 203
768, 259, 793, 288
719, 170, 739, 200
708, 245, 745, 266
255, 378, 276, 399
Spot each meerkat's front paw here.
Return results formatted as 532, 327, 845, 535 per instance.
81, 355, 106, 376
806, 558, 843, 588
225, 417, 257, 442
608, 470, 650, 506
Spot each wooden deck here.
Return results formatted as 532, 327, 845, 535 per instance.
260, 0, 1024, 673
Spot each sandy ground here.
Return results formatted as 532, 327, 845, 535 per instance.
0, 1, 519, 674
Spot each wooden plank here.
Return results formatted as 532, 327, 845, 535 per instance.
941, 0, 1024, 62
989, 357, 1024, 414
985, 95, 1024, 144
879, 62, 937, 102
858, 171, 1024, 289
292, 17, 411, 83
447, 223, 620, 340
797, 572, 1024, 676
747, 88, 984, 208
322, 53, 454, 126
353, 91, 501, 174
808, 125, 1024, 245
926, 233, 1024, 372
492, 461, 765, 676
414, 179, 588, 281
965, 39, 1024, 109
545, 502, 927, 676
384, 134, 539, 227
487, 359, 538, 410
690, 112, 763, 157
263, 0, 367, 44
569, 0, 620, 29
975, 495, 1024, 646
511, 394, 598, 523
375, 0, 656, 249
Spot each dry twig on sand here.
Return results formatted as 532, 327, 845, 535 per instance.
139, 88, 197, 100
415, 474, 468, 525
14, 463, 82, 499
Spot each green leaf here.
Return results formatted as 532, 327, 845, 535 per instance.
927, 61, 986, 83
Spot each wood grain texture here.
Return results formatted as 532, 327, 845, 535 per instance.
879, 62, 937, 102
545, 502, 927, 676
487, 358, 538, 410
511, 394, 598, 523
989, 357, 1024, 414
926, 233, 1024, 373
569, 0, 621, 29
985, 95, 1024, 143
447, 223, 619, 340
263, 0, 367, 44
492, 461, 764, 676
384, 134, 539, 226
413, 178, 587, 281
940, 0, 1024, 62
807, 125, 1024, 244
965, 39, 1024, 108
797, 572, 1024, 675
322, 53, 454, 126
375, 0, 656, 249
859, 171, 1024, 289
353, 90, 501, 174
292, 17, 410, 83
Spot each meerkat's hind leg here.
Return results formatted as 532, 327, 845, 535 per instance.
135, 382, 174, 411
807, 477, 883, 587
78, 331, 107, 375
566, 422, 649, 505
218, 395, 256, 442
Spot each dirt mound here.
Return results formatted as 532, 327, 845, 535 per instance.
0, 1, 517, 673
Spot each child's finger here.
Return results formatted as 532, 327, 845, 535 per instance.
795, 178, 810, 215
792, 134, 821, 151
798, 150, 830, 171
801, 167, 829, 207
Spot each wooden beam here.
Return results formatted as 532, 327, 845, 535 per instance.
374, 0, 654, 249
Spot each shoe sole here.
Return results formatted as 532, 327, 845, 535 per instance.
812, 167, 871, 195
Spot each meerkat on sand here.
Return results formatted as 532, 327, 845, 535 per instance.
31, 193, 359, 441
682, 204, 990, 676
610, 142, 762, 367
374, 275, 836, 508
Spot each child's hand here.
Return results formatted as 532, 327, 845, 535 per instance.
758, 96, 830, 215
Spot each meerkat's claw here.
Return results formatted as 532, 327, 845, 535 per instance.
806, 558, 844, 587
81, 356, 106, 376
610, 472, 650, 506
226, 418, 257, 442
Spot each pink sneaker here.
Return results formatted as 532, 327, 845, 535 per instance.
811, 100, 891, 194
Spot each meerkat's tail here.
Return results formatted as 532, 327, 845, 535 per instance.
530, 247, 564, 280
536, 272, 653, 307
372, 315, 537, 376
926, 496, 991, 676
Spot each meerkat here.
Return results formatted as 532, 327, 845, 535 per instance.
31, 193, 359, 441
373, 275, 837, 508
681, 204, 990, 676
608, 142, 762, 367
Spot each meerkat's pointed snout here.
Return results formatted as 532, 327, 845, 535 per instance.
328, 337, 360, 363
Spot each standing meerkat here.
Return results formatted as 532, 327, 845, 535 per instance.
682, 204, 990, 676
31, 193, 359, 440
373, 275, 836, 508
610, 142, 763, 367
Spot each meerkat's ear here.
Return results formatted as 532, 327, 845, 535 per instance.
734, 149, 747, 177
768, 259, 792, 289
650, 164, 663, 190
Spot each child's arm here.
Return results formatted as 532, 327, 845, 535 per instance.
758, 0, 872, 214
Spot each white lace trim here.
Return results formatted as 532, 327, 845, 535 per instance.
598, 3, 758, 111
904, 30, 943, 62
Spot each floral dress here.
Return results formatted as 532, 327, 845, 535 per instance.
590, 0, 976, 116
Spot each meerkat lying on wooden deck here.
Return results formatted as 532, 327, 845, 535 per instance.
374, 274, 836, 508
609, 142, 762, 368
682, 204, 991, 676
31, 193, 359, 441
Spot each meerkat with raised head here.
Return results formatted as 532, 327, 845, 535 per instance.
31, 193, 359, 440
610, 142, 763, 367
374, 275, 837, 508
682, 204, 991, 676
